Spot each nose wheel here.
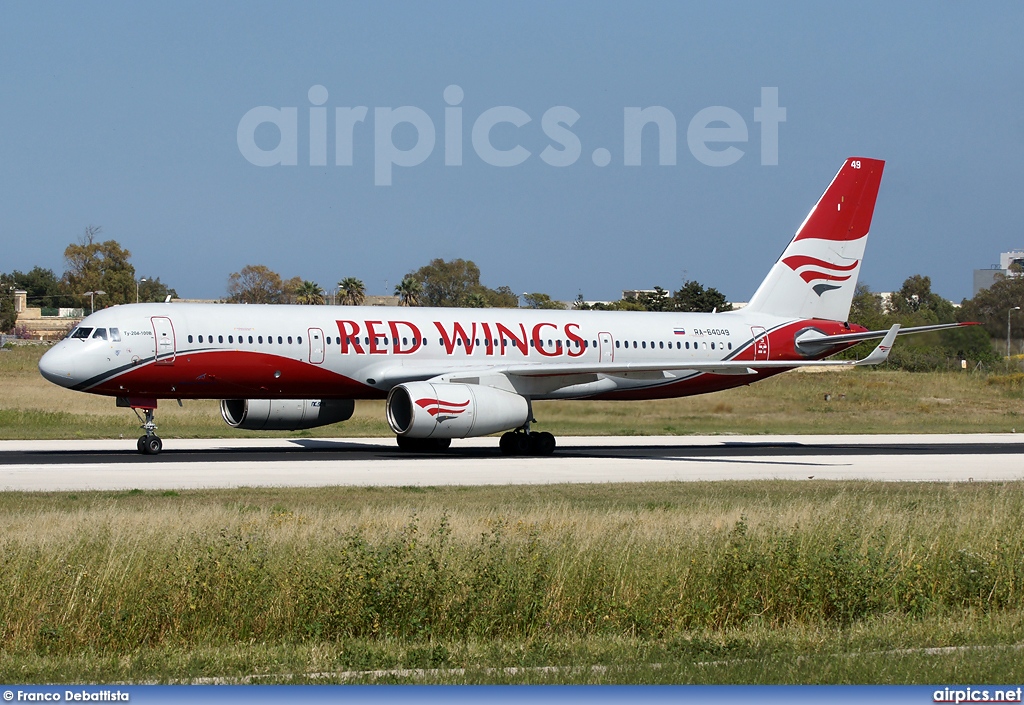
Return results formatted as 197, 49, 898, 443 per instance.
132, 407, 163, 455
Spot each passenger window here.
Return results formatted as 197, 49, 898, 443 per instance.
92, 328, 107, 340
258, 336, 263, 344
297, 336, 302, 344
109, 328, 121, 342
633, 341, 637, 348
289, 336, 294, 344
229, 335, 234, 344
711, 343, 715, 350
659, 341, 664, 349
728, 342, 732, 350
188, 335, 194, 343
198, 335, 204, 343
219, 335, 224, 344
248, 336, 253, 344
277, 336, 282, 344
457, 339, 462, 346
403, 337, 408, 345
615, 340, 620, 348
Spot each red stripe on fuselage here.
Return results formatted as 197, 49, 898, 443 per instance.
85, 349, 380, 399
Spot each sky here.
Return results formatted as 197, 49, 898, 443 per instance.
1, 1, 1022, 304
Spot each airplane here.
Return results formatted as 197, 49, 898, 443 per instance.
38, 157, 972, 455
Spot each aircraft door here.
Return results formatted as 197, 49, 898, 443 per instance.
599, 332, 614, 363
308, 328, 325, 364
751, 326, 769, 361
151, 317, 176, 365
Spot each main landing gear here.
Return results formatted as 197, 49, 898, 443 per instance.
499, 429, 556, 456
133, 407, 163, 455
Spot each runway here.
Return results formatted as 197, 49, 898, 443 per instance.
1, 434, 1023, 491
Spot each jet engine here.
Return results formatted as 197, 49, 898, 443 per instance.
220, 398, 355, 431
386, 381, 529, 439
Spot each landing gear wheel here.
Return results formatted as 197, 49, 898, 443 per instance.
531, 431, 556, 456
499, 432, 515, 455
138, 435, 162, 455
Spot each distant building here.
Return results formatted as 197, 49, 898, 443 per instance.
13, 290, 84, 340
973, 250, 1024, 296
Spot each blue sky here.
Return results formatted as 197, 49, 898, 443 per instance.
1, 1, 1022, 303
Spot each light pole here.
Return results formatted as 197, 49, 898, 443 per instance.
83, 290, 106, 315
1008, 306, 1021, 358
136, 278, 147, 303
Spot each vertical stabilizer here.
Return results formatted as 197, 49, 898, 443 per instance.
744, 157, 885, 321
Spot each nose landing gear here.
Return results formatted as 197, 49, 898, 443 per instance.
132, 406, 162, 455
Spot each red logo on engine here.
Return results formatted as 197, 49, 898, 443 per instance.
415, 397, 471, 418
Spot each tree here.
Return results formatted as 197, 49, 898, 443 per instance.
137, 276, 177, 303
227, 265, 284, 304
282, 275, 304, 304
887, 274, 956, 323
523, 292, 567, 310
0, 275, 17, 332
482, 285, 520, 308
394, 277, 422, 307
848, 283, 884, 328
338, 277, 366, 306
672, 280, 733, 313
463, 292, 488, 308
636, 286, 671, 312
62, 226, 137, 309
408, 258, 482, 307
295, 280, 325, 305
959, 274, 1024, 339
406, 258, 518, 308
7, 266, 76, 311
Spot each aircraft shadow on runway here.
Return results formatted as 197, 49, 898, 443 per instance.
2, 440, 1023, 466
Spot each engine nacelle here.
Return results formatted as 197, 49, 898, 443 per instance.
220, 398, 355, 431
386, 381, 529, 439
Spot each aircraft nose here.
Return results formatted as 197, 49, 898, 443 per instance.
38, 344, 77, 388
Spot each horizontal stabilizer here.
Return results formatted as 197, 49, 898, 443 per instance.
795, 321, 977, 355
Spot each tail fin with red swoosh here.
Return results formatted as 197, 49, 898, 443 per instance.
744, 157, 885, 321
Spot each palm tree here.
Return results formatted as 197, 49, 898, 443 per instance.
394, 277, 422, 307
295, 280, 325, 305
462, 292, 488, 308
337, 277, 366, 306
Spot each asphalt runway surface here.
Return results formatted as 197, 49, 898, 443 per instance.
1, 434, 1023, 490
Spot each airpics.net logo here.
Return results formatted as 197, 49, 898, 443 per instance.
236, 85, 786, 186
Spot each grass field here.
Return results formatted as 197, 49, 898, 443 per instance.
4, 344, 1024, 684
1, 482, 1023, 683
2, 343, 1023, 439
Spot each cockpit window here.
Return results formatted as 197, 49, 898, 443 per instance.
71, 327, 93, 339
92, 328, 107, 341
109, 328, 121, 342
